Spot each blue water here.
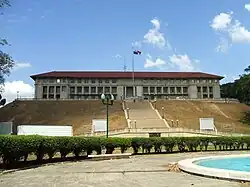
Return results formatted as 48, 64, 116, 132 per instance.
195, 156, 250, 172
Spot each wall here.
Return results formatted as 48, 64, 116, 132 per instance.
34, 77, 221, 100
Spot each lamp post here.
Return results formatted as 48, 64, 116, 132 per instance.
161, 107, 165, 119
101, 93, 114, 138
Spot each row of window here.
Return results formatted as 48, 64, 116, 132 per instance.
42, 86, 117, 94
40, 78, 117, 84
197, 86, 213, 93
143, 86, 188, 94
39, 78, 219, 84
42, 94, 118, 100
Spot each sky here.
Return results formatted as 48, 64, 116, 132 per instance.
1, 0, 250, 103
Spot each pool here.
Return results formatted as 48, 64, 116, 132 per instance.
195, 156, 250, 172
178, 154, 250, 181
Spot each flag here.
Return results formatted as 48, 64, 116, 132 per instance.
133, 50, 142, 55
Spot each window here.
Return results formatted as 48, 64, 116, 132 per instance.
175, 79, 181, 84
77, 79, 81, 83
197, 80, 200, 83
99, 80, 103, 83
84, 87, 89, 93
77, 87, 82, 93
62, 79, 66, 83
163, 87, 168, 93
183, 87, 188, 93
42, 86, 47, 93
70, 87, 75, 94
98, 87, 103, 93
157, 87, 162, 93
70, 79, 75, 83
170, 87, 175, 93
84, 79, 89, 83
49, 79, 54, 83
62, 86, 66, 92
143, 87, 148, 93
105, 79, 109, 83
104, 87, 110, 93
214, 79, 218, 83
43, 79, 48, 83
111, 79, 117, 83
203, 80, 206, 83
91, 79, 96, 83
150, 87, 155, 93
177, 87, 181, 93
91, 87, 96, 93
56, 86, 60, 93
209, 87, 213, 93
56, 79, 60, 83
49, 86, 54, 93
197, 87, 201, 92
209, 80, 212, 83
203, 94, 208, 98
48, 94, 54, 99
182, 79, 187, 83
42, 94, 47, 99
203, 86, 207, 92
111, 87, 117, 93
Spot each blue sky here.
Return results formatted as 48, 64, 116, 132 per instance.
1, 0, 250, 101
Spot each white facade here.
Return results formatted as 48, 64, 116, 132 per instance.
32, 71, 223, 100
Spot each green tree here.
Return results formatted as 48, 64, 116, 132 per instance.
221, 66, 250, 104
0, 0, 14, 85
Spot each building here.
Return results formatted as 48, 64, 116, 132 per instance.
31, 71, 224, 100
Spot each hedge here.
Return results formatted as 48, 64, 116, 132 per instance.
1, 135, 250, 168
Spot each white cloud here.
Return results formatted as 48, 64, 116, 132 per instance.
144, 18, 170, 49
211, 12, 250, 52
169, 54, 196, 71
229, 20, 250, 43
13, 62, 32, 70
245, 4, 250, 11
1, 81, 34, 104
210, 12, 232, 30
215, 37, 232, 52
144, 54, 166, 68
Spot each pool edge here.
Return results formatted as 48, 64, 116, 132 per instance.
178, 154, 250, 182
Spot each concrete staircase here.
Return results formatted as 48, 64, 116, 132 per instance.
125, 100, 168, 128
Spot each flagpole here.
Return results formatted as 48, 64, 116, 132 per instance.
132, 47, 135, 98
123, 57, 126, 72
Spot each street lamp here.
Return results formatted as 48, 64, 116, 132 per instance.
161, 107, 165, 119
101, 93, 114, 138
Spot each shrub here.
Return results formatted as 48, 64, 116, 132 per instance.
1, 135, 250, 169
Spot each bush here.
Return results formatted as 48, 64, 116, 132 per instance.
1, 135, 250, 169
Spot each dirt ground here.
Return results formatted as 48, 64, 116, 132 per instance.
0, 100, 127, 135
156, 100, 250, 134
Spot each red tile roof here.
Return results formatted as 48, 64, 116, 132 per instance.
30, 71, 224, 80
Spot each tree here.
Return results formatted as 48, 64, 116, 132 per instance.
221, 65, 250, 104
0, 0, 14, 86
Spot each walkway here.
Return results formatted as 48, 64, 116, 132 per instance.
0, 151, 246, 187
126, 100, 166, 128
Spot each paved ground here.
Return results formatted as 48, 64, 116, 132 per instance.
0, 151, 249, 187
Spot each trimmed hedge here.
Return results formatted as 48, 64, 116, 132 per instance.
1, 135, 250, 167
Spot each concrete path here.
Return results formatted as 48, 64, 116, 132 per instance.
0, 151, 248, 187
